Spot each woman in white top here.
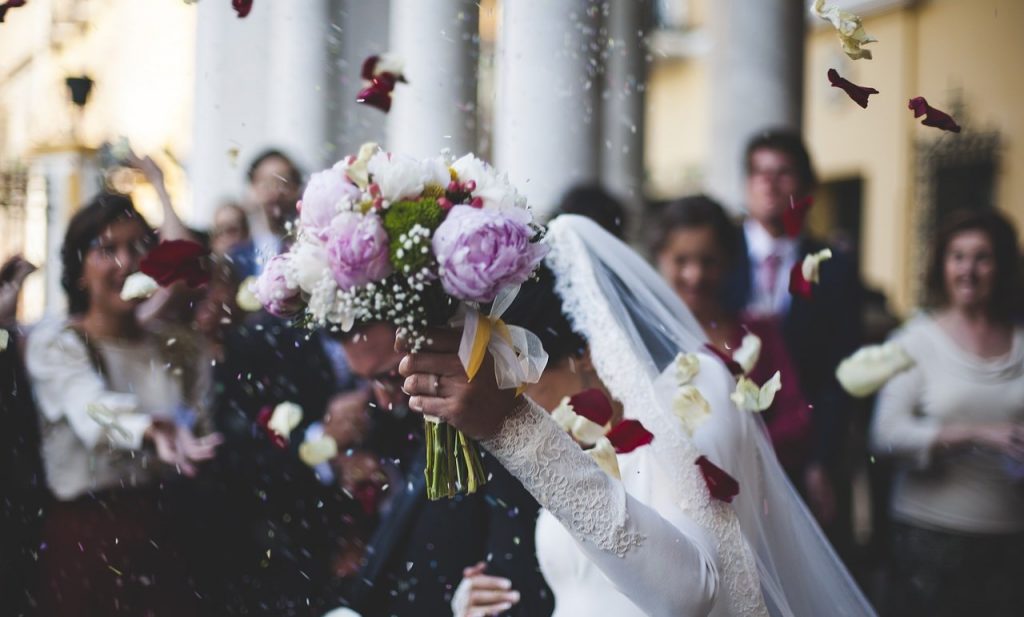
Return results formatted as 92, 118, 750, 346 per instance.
403, 216, 875, 617
871, 209, 1024, 617
26, 193, 221, 616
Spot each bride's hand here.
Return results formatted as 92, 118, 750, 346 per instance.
451, 561, 521, 617
397, 328, 520, 440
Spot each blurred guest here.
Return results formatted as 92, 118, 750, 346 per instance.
871, 209, 1024, 617
26, 193, 221, 616
654, 195, 812, 479
554, 184, 628, 239
211, 202, 251, 256
0, 255, 46, 617
231, 149, 303, 277
722, 130, 862, 542
333, 323, 553, 617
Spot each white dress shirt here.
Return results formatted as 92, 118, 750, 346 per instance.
744, 219, 799, 317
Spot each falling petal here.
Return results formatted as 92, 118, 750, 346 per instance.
812, 0, 877, 60
827, 68, 878, 108
232, 0, 252, 18
908, 96, 962, 133
695, 456, 740, 503
605, 419, 654, 454
139, 240, 211, 288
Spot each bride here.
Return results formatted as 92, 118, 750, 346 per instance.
399, 215, 876, 616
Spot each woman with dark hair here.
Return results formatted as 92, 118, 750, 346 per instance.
871, 209, 1024, 617
25, 192, 221, 616
652, 196, 812, 482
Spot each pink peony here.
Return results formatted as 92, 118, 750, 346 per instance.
325, 212, 392, 290
300, 163, 362, 239
256, 254, 304, 317
432, 205, 547, 303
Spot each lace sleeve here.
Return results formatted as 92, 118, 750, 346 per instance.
482, 398, 720, 617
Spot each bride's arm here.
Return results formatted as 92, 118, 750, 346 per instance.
482, 397, 720, 617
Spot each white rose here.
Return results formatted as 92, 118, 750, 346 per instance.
801, 249, 833, 284
836, 342, 914, 397
674, 352, 701, 385
587, 437, 620, 479
732, 333, 762, 375
730, 371, 782, 412
120, 272, 159, 301
299, 435, 339, 466
367, 152, 425, 203
268, 402, 303, 440
673, 385, 711, 436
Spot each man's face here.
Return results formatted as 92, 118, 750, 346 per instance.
745, 148, 807, 230
340, 322, 408, 412
249, 156, 300, 234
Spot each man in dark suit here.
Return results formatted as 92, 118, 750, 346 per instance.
722, 130, 863, 556
229, 149, 303, 278
333, 322, 554, 617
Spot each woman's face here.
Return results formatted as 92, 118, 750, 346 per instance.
656, 226, 728, 319
81, 218, 151, 317
943, 229, 997, 312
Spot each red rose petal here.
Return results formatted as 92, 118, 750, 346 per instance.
908, 97, 961, 133
139, 239, 211, 288
568, 388, 614, 427
232, 0, 252, 18
356, 75, 398, 113
360, 55, 380, 81
827, 68, 878, 109
703, 343, 744, 377
605, 419, 654, 454
0, 0, 27, 23
788, 261, 814, 299
695, 455, 739, 503
782, 195, 814, 238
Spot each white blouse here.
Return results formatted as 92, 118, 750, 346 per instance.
26, 318, 186, 500
871, 315, 1024, 534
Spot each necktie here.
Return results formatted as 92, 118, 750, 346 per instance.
761, 253, 782, 311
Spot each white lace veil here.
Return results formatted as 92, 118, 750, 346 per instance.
543, 215, 876, 617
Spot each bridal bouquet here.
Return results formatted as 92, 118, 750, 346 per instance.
255, 143, 549, 499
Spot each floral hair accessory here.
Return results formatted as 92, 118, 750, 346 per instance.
258, 144, 548, 500
695, 455, 740, 503
908, 97, 962, 133
827, 69, 878, 109
812, 0, 877, 60
139, 239, 211, 288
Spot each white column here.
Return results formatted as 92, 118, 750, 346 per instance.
707, 0, 805, 212
602, 0, 650, 242
386, 0, 478, 158
266, 0, 332, 173
494, 0, 603, 217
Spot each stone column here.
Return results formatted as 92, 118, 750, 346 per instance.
494, 0, 603, 217
266, 0, 332, 173
706, 0, 805, 212
601, 0, 651, 242
386, 0, 478, 158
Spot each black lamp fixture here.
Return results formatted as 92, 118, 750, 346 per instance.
65, 75, 94, 108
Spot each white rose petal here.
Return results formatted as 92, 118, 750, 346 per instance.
299, 435, 339, 467
730, 371, 782, 412
732, 333, 763, 375
0, 329, 8, 352
587, 437, 620, 479
268, 402, 303, 440
801, 249, 833, 284
673, 385, 711, 436
120, 272, 159, 301
375, 53, 405, 77
550, 396, 577, 432
674, 352, 701, 385
571, 415, 608, 448
236, 276, 262, 312
836, 342, 915, 397
347, 142, 379, 190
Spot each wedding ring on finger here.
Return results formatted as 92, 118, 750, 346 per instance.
430, 374, 441, 396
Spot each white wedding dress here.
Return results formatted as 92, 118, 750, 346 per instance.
479, 216, 876, 617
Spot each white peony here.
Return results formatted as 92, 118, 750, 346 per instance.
836, 342, 914, 397
299, 435, 339, 466
367, 151, 426, 203
730, 371, 782, 412
801, 249, 833, 284
673, 385, 711, 436
732, 333, 763, 375
300, 163, 362, 238
120, 272, 159, 301
451, 153, 526, 214
287, 237, 330, 294
267, 402, 303, 440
